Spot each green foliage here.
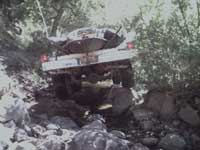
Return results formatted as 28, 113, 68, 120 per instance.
0, 0, 92, 37
25, 0, 91, 36
126, 0, 200, 87
1, 0, 200, 88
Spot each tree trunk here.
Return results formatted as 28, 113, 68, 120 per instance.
50, 4, 65, 36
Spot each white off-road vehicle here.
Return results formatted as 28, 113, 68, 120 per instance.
41, 27, 137, 99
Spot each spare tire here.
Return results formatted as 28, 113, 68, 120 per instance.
103, 30, 122, 48
63, 38, 106, 54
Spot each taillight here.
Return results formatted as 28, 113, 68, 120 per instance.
40, 54, 48, 63
127, 42, 135, 49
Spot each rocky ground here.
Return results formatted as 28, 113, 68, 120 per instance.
0, 57, 200, 150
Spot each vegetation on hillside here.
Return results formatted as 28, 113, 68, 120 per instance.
0, 0, 199, 87
124, 0, 200, 87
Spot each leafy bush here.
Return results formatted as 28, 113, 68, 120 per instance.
128, 0, 200, 88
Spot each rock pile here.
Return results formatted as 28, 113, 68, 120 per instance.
0, 93, 130, 150
0, 76, 200, 150
0, 93, 77, 150
69, 117, 129, 150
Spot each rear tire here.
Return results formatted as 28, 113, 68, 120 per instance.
52, 74, 81, 100
52, 74, 68, 100
88, 73, 99, 84
112, 69, 121, 85
121, 68, 134, 88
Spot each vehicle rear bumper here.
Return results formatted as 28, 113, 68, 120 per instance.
42, 49, 137, 72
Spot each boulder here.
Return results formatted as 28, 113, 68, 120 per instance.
9, 141, 36, 150
37, 129, 76, 148
194, 97, 200, 111
23, 125, 33, 136
82, 120, 107, 131
4, 120, 17, 129
109, 87, 134, 115
159, 133, 186, 150
191, 134, 200, 143
37, 100, 87, 126
132, 109, 156, 131
69, 130, 129, 150
110, 130, 126, 139
31, 124, 46, 137
46, 123, 60, 130
36, 135, 65, 150
191, 134, 200, 149
50, 116, 79, 129
132, 109, 155, 121
144, 90, 177, 120
140, 121, 154, 131
87, 114, 105, 122
40, 130, 58, 137
131, 143, 150, 150
0, 124, 14, 148
0, 141, 9, 150
69, 120, 129, 150
178, 104, 200, 126
0, 94, 30, 126
141, 137, 158, 146
13, 128, 29, 142
60, 129, 77, 143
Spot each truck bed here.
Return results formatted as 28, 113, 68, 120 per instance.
42, 48, 137, 72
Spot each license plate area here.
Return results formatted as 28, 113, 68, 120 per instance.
80, 55, 98, 64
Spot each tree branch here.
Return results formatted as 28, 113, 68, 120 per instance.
50, 0, 65, 36
174, 13, 186, 37
177, 0, 191, 38
66, 2, 79, 16
196, 0, 200, 28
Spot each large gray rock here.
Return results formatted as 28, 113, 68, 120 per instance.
132, 109, 156, 131
36, 135, 65, 150
46, 123, 59, 130
50, 116, 79, 129
9, 141, 36, 150
144, 90, 177, 120
194, 97, 200, 111
159, 133, 186, 150
140, 121, 154, 131
87, 114, 105, 122
178, 104, 200, 126
110, 130, 126, 139
4, 120, 17, 129
13, 128, 29, 142
82, 120, 107, 131
131, 143, 150, 150
69, 120, 129, 150
109, 87, 134, 115
40, 130, 58, 137
0, 141, 9, 150
0, 124, 14, 148
132, 109, 155, 121
0, 94, 30, 126
141, 137, 158, 146
69, 130, 129, 150
61, 129, 77, 143
36, 129, 76, 149
31, 124, 46, 137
